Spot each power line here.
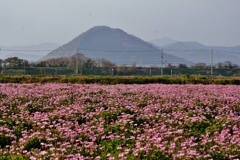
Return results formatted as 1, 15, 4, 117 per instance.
1, 47, 240, 54
164, 49, 209, 52
1, 49, 53, 52
0, 48, 215, 53
214, 50, 240, 54
0, 48, 75, 52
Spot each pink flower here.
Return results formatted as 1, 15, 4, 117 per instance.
40, 151, 48, 155
30, 156, 37, 160
118, 152, 125, 158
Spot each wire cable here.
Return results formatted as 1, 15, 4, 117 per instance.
0, 48, 213, 53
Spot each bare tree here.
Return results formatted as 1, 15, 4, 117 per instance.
3, 57, 28, 68
101, 58, 116, 69
193, 62, 207, 69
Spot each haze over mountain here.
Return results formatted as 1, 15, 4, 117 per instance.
158, 41, 240, 65
149, 37, 178, 47
3, 26, 239, 66
1, 43, 59, 62
41, 26, 191, 66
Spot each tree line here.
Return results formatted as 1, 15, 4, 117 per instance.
0, 54, 239, 76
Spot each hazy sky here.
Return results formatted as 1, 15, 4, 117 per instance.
1, 0, 240, 47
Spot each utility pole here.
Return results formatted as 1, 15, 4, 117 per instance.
211, 48, 213, 76
81, 63, 83, 75
0, 47, 1, 69
161, 49, 163, 76
0, 47, 1, 68
24, 60, 25, 75
76, 48, 78, 75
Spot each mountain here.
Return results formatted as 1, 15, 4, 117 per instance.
41, 26, 191, 66
161, 41, 240, 65
0, 43, 59, 62
149, 37, 178, 47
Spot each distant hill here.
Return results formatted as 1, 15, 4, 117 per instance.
159, 41, 240, 65
1, 43, 59, 62
41, 26, 192, 66
149, 37, 178, 47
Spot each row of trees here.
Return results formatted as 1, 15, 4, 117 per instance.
174, 61, 238, 69
0, 54, 239, 76
1, 55, 238, 70
0, 57, 28, 68
0, 54, 117, 75
31, 53, 116, 72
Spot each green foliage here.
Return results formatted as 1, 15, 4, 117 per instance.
24, 137, 47, 151
0, 154, 28, 160
77, 116, 87, 125
0, 75, 240, 84
183, 121, 210, 138
24, 104, 42, 114
183, 74, 190, 79
209, 153, 228, 160
131, 116, 151, 127
205, 119, 226, 134
77, 133, 90, 141
0, 136, 13, 148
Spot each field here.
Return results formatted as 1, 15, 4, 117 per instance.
0, 83, 240, 159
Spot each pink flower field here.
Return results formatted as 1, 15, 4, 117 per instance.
0, 83, 239, 159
